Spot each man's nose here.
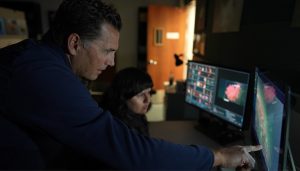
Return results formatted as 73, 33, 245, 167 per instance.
107, 57, 115, 66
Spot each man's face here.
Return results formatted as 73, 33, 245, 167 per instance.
71, 23, 119, 80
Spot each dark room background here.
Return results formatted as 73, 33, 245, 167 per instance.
196, 0, 300, 93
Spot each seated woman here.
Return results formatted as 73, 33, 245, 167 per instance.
101, 67, 153, 136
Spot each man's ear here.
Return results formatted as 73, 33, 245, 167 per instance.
67, 33, 81, 56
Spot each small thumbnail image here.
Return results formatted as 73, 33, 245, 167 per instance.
218, 79, 248, 106
16, 19, 28, 35
5, 18, 20, 35
4, 18, 27, 35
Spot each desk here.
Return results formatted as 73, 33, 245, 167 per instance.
90, 90, 103, 105
149, 121, 246, 171
149, 120, 221, 149
89, 90, 103, 96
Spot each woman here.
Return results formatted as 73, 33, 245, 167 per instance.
101, 67, 153, 136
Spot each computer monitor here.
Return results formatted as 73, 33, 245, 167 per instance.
252, 68, 294, 171
185, 61, 250, 144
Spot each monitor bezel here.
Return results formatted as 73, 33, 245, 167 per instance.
251, 67, 291, 171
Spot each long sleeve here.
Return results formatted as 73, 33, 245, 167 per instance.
3, 40, 214, 170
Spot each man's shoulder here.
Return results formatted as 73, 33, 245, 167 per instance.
0, 39, 32, 65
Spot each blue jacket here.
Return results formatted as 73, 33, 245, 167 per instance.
0, 39, 214, 170
0, 115, 45, 169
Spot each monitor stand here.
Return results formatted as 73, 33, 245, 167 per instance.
194, 113, 244, 146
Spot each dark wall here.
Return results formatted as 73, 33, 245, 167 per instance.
200, 0, 300, 92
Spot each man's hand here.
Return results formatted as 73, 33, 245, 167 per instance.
213, 145, 262, 169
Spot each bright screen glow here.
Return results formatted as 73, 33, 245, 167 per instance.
253, 70, 286, 171
185, 61, 250, 128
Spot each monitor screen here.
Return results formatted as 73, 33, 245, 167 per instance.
185, 61, 250, 128
252, 68, 289, 171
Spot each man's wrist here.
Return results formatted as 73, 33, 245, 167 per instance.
213, 150, 223, 167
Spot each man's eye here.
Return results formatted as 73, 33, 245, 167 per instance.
105, 49, 116, 54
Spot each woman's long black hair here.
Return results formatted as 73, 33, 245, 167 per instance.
101, 67, 153, 135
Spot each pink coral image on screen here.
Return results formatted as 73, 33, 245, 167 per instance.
218, 79, 248, 106
264, 85, 276, 103
225, 83, 241, 102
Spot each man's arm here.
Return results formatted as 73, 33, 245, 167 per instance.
6, 57, 214, 170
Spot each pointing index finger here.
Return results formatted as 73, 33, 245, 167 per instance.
244, 145, 263, 153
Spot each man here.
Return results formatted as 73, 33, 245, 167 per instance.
0, 0, 261, 170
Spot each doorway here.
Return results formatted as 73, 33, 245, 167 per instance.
146, 3, 195, 90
